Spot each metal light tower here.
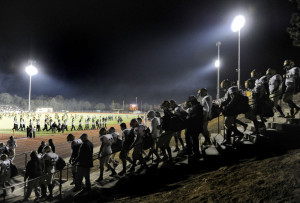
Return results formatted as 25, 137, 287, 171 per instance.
231, 15, 245, 89
215, 41, 221, 100
25, 61, 38, 112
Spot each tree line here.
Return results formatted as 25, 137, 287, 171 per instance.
0, 93, 157, 112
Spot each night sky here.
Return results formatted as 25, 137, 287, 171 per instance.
0, 0, 299, 105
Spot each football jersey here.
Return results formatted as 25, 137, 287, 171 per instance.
269, 74, 282, 94
99, 134, 113, 157
285, 67, 300, 87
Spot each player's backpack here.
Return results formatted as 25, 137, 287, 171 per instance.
210, 103, 221, 120
143, 128, 153, 150
10, 161, 18, 178
161, 114, 187, 131
56, 156, 66, 171
111, 132, 122, 153
223, 94, 250, 116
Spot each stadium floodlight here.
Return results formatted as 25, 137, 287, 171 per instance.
231, 15, 245, 89
25, 63, 38, 112
231, 15, 245, 32
25, 65, 38, 76
214, 60, 220, 68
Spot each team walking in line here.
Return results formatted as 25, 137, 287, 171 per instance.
0, 59, 299, 201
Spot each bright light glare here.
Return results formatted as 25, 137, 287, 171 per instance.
231, 15, 245, 32
25, 65, 38, 76
215, 60, 220, 68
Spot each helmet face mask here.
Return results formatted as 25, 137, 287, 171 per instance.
161, 100, 170, 110
266, 68, 276, 77
245, 79, 255, 90
187, 95, 197, 105
283, 59, 295, 70
220, 79, 231, 90
251, 69, 261, 79
197, 88, 207, 97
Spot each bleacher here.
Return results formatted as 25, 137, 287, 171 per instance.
1, 109, 300, 202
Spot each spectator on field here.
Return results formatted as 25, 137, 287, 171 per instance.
67, 134, 82, 185
42, 146, 59, 200
23, 151, 44, 202
73, 134, 93, 192
32, 126, 36, 138
26, 126, 30, 138
48, 139, 55, 153
6, 136, 17, 157
38, 141, 46, 154
96, 128, 116, 182
0, 154, 14, 196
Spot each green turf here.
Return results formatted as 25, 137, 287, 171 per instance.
0, 112, 143, 136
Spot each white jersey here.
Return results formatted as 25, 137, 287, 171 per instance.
257, 75, 268, 85
252, 83, 266, 100
100, 134, 114, 144
150, 117, 160, 139
71, 139, 82, 150
6, 139, 17, 150
227, 86, 239, 95
134, 124, 145, 145
285, 67, 300, 87
99, 134, 113, 157
199, 95, 212, 119
0, 160, 11, 174
122, 129, 131, 142
43, 152, 59, 173
269, 74, 283, 94
174, 105, 185, 113
112, 132, 121, 143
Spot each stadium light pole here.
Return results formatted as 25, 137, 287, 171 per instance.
231, 15, 245, 89
215, 41, 221, 100
25, 63, 38, 112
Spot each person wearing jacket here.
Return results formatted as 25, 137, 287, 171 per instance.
67, 134, 82, 185
23, 151, 44, 202
118, 123, 135, 175
185, 95, 203, 162
73, 133, 93, 192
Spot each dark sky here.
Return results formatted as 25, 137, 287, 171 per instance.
0, 0, 299, 105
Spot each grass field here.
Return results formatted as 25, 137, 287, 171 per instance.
0, 112, 143, 137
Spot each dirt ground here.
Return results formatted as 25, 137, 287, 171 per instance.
2, 124, 124, 170
114, 149, 300, 202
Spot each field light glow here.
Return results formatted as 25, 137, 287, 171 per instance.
215, 60, 220, 68
231, 15, 245, 32
25, 65, 38, 76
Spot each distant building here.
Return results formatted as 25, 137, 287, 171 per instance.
36, 107, 53, 113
